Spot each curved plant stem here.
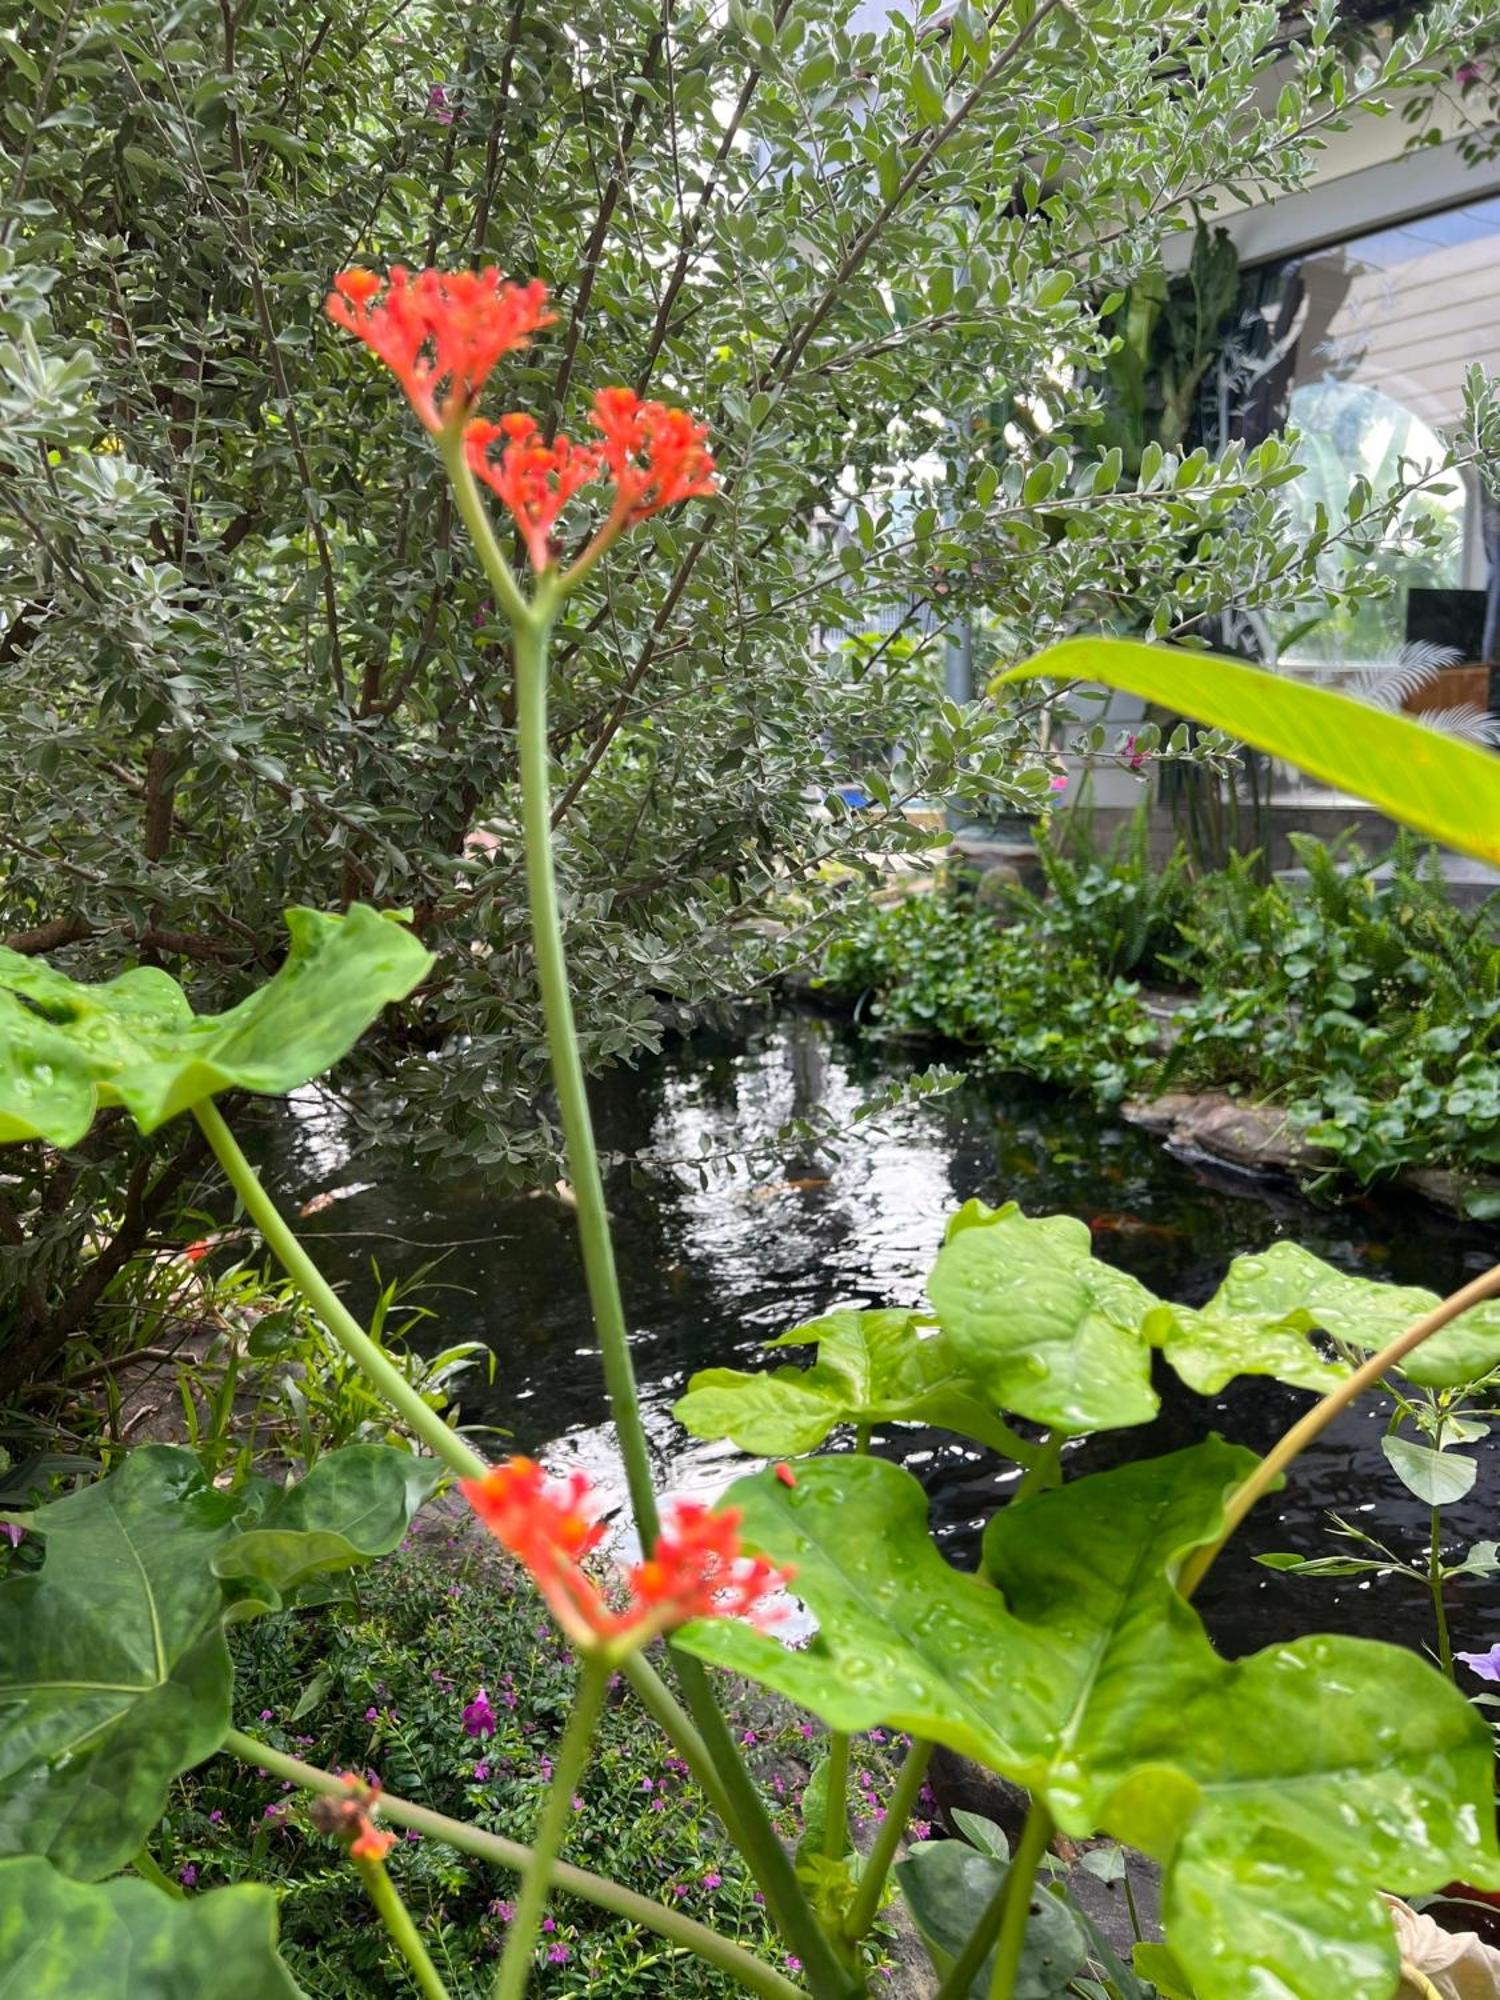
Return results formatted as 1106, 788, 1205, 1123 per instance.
356, 1854, 453, 2000
1178, 1260, 1500, 1598
986, 1800, 1052, 2000
495, 1654, 608, 2000
193, 1100, 485, 1479
221, 1730, 805, 2000
131, 1844, 184, 1898
842, 1740, 933, 1942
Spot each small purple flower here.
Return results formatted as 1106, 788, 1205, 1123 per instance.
428, 83, 455, 124
259, 1709, 275, 1723
541, 1916, 556, 1934
489, 1898, 516, 1922
1049, 773, 1069, 793
3, 1523, 26, 1548
910, 1818, 931, 1840
741, 1729, 758, 1747
463, 1688, 497, 1739
571, 1793, 584, 1811
1457, 1643, 1500, 1682
178, 1864, 198, 1888
702, 1871, 722, 1889
671, 1883, 688, 1899
639, 1776, 655, 1793
473, 1761, 490, 1783
546, 1945, 570, 1964
538, 1755, 553, 1782
208, 1810, 224, 1826
364, 1707, 380, 1723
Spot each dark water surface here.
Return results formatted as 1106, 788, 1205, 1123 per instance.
262, 1013, 1500, 1665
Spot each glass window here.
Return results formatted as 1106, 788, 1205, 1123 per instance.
1260, 195, 1500, 674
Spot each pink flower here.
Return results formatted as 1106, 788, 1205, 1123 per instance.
702, 1871, 722, 1889
428, 83, 456, 124
462, 1688, 497, 1739
178, 1864, 198, 1888
1048, 773, 1068, 793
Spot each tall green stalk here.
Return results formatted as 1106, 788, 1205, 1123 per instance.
511, 612, 661, 1544
494, 1654, 608, 2000
356, 1854, 454, 2000
443, 434, 858, 2000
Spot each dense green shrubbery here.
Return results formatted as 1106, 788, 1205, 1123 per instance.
821, 830, 1500, 1189
165, 1528, 900, 1997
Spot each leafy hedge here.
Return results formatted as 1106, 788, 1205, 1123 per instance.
820, 832, 1500, 1188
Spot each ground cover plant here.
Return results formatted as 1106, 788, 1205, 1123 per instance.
8, 242, 1500, 2000
821, 826, 1500, 1193
7, 0, 1500, 1400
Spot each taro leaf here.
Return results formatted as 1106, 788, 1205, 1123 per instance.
894, 1839, 1086, 1998
1380, 1435, 1477, 1507
677, 1445, 1498, 2000
1206, 1239, 1500, 1389
674, 1309, 1031, 1458
1142, 1300, 1345, 1397
0, 1855, 305, 1997
994, 639, 1500, 868
0, 1448, 239, 1878
212, 1446, 440, 1618
927, 1202, 1160, 1433
0, 904, 433, 1146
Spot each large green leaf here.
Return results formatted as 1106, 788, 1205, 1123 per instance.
0, 1444, 435, 1875
927, 1202, 1160, 1433
0, 1448, 239, 1879
0, 904, 433, 1145
213, 1445, 441, 1617
1142, 1298, 1346, 1398
994, 638, 1500, 867
0, 1856, 305, 1997
673, 1309, 1035, 1459
677, 1447, 1498, 2000
1208, 1240, 1500, 1388
894, 1838, 1087, 1998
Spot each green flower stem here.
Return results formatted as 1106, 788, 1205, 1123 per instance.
823, 1732, 850, 1860
670, 1651, 859, 2000
495, 1653, 609, 2000
842, 1739, 933, 1942
1429, 1507, 1455, 1681
1179, 1260, 1500, 1598
513, 597, 661, 1548
355, 1854, 454, 2000
220, 1730, 806, 2000
193, 1100, 485, 1480
131, 1844, 184, 1899
443, 451, 851, 1999
986, 1800, 1053, 2000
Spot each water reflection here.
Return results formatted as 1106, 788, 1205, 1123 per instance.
258, 1013, 1500, 1662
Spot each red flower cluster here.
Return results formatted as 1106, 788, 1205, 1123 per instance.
590, 387, 717, 524
309, 1773, 395, 1863
464, 414, 603, 572
326, 267, 553, 433
459, 1456, 790, 1653
464, 389, 716, 572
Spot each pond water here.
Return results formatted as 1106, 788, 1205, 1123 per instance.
264, 1011, 1500, 1666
